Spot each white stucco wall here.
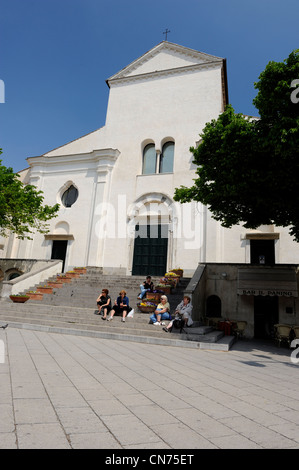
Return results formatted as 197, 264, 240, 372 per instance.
5, 41, 299, 275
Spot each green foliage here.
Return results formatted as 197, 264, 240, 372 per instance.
0, 152, 59, 239
174, 50, 299, 240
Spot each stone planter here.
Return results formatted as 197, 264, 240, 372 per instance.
36, 286, 53, 294
9, 295, 29, 303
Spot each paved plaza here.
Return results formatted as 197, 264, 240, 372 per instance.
0, 326, 299, 449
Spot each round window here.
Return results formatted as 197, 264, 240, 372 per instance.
61, 185, 78, 208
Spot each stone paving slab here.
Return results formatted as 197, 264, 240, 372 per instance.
1, 327, 299, 449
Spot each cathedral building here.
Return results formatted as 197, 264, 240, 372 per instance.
1, 41, 299, 338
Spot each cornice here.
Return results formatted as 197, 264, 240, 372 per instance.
26, 148, 120, 176
108, 41, 223, 83
108, 60, 223, 88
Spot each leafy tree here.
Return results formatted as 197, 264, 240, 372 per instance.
0, 152, 59, 239
174, 50, 299, 240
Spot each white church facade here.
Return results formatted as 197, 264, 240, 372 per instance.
2, 41, 299, 279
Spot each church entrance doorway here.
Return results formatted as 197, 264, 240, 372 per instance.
51, 240, 68, 272
254, 295, 279, 339
132, 224, 168, 276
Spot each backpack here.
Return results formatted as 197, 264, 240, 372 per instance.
173, 318, 184, 329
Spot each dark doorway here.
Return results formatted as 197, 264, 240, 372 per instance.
132, 224, 168, 276
51, 240, 68, 272
250, 239, 275, 265
254, 295, 279, 339
206, 295, 222, 318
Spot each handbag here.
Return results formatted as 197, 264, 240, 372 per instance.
127, 308, 134, 318
173, 317, 184, 329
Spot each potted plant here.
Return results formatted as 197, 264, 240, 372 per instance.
65, 271, 80, 278
137, 301, 157, 313
56, 275, 72, 283
155, 284, 172, 295
73, 267, 87, 274
47, 281, 64, 288
159, 277, 173, 285
165, 271, 180, 286
169, 268, 184, 278
9, 294, 30, 303
146, 291, 161, 302
26, 291, 43, 300
36, 285, 53, 294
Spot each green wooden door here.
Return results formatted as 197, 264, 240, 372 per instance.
132, 224, 168, 276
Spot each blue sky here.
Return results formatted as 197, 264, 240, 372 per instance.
0, 0, 297, 171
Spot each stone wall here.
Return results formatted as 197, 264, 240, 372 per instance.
0, 259, 63, 297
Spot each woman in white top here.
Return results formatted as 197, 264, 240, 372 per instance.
149, 295, 171, 325
163, 295, 193, 332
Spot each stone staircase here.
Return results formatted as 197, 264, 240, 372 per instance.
0, 268, 235, 350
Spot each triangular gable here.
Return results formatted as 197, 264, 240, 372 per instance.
107, 41, 224, 84
41, 127, 105, 157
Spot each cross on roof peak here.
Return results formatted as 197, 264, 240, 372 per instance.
163, 29, 170, 41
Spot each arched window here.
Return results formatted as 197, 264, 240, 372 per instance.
8, 273, 21, 280
61, 185, 78, 208
206, 295, 222, 318
142, 144, 157, 175
160, 141, 174, 173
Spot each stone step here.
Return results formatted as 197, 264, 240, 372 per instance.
0, 314, 171, 338
179, 329, 224, 342
22, 276, 188, 311
2, 270, 235, 350
0, 305, 235, 349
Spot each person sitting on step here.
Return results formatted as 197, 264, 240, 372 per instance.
96, 288, 111, 320
149, 295, 171, 325
163, 295, 193, 332
138, 275, 154, 299
107, 290, 130, 322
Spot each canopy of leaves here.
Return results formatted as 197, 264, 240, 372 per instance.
174, 50, 299, 240
0, 153, 59, 239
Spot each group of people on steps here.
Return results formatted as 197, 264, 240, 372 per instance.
96, 275, 193, 332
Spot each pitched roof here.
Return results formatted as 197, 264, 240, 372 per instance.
106, 41, 225, 87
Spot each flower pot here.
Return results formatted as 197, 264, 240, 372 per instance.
73, 268, 86, 274
9, 295, 29, 303
65, 272, 80, 278
146, 292, 161, 302
158, 286, 172, 295
57, 277, 72, 283
47, 282, 63, 288
170, 269, 183, 278
137, 303, 157, 313
165, 273, 180, 286
26, 292, 43, 300
36, 286, 53, 294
